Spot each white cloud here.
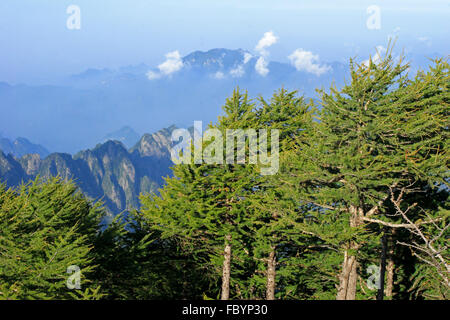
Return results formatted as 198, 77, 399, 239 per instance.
255, 57, 269, 76
230, 64, 245, 78
229, 52, 253, 78
253, 31, 278, 76
255, 31, 278, 56
214, 71, 225, 79
146, 70, 162, 80
158, 51, 183, 75
288, 49, 331, 76
243, 52, 253, 64
362, 45, 386, 67
147, 50, 184, 80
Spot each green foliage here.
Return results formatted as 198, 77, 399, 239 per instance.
1, 52, 448, 300
93, 210, 217, 299
279, 52, 449, 299
0, 177, 105, 300
138, 89, 260, 299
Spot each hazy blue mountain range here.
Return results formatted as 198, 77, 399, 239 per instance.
102, 126, 141, 149
0, 126, 176, 214
0, 48, 349, 153
0, 136, 50, 158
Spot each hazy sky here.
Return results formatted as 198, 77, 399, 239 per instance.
0, 0, 449, 84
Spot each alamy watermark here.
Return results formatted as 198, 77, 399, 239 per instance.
366, 264, 381, 290
66, 265, 81, 290
170, 121, 279, 175
366, 5, 381, 30
66, 5, 81, 30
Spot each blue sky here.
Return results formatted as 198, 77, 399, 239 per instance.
0, 0, 449, 84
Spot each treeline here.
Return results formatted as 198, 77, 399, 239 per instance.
0, 51, 448, 300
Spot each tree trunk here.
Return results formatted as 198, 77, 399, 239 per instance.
337, 251, 358, 300
377, 230, 387, 300
336, 206, 361, 300
385, 258, 394, 298
221, 234, 232, 300
266, 247, 276, 300
385, 230, 395, 298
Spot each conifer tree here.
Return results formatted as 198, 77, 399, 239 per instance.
139, 89, 260, 300
0, 177, 105, 299
281, 51, 448, 299
246, 89, 314, 299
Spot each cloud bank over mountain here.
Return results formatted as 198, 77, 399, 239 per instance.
147, 51, 184, 80
288, 49, 331, 76
0, 44, 397, 154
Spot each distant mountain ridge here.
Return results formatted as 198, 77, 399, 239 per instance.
0, 136, 49, 158
0, 126, 177, 214
102, 126, 141, 149
0, 48, 349, 153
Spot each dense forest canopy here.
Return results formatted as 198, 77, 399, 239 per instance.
0, 52, 448, 300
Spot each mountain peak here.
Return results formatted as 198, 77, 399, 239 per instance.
183, 48, 252, 71
0, 136, 49, 158
102, 126, 141, 149
92, 139, 128, 154
131, 125, 177, 158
